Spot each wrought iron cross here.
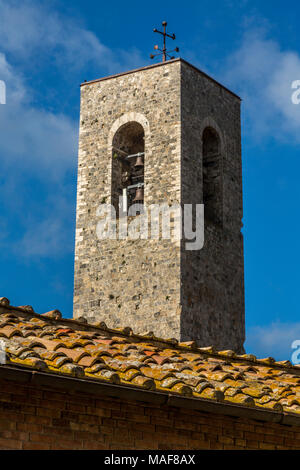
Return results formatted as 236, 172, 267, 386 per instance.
150, 21, 179, 62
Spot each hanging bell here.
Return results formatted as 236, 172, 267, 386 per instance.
133, 186, 144, 202
134, 155, 144, 169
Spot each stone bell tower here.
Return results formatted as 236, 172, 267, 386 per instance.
73, 58, 245, 353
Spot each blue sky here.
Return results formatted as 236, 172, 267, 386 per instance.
0, 0, 300, 360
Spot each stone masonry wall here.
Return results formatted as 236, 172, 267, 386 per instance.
74, 59, 245, 351
74, 61, 182, 338
180, 61, 245, 352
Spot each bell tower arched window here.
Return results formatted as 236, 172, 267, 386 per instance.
112, 122, 145, 217
202, 127, 223, 226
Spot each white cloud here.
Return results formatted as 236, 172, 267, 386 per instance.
222, 28, 300, 143
0, 0, 113, 68
0, 99, 77, 178
0, 46, 77, 256
0, 6, 79, 179
0, 0, 143, 259
0, 1, 145, 179
246, 321, 300, 361
0, 0, 44, 56
0, 180, 75, 259
0, 0, 120, 258
0, 52, 25, 103
0, 0, 144, 73
16, 209, 74, 258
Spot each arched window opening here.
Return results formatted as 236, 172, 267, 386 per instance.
112, 122, 145, 217
202, 127, 223, 226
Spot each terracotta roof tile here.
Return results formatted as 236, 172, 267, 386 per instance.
1, 299, 300, 419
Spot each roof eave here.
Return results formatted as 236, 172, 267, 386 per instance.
0, 363, 298, 426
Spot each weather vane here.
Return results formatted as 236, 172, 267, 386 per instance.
150, 21, 179, 63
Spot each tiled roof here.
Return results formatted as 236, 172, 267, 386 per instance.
0, 297, 300, 419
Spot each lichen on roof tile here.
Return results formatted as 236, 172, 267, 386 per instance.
1, 300, 300, 417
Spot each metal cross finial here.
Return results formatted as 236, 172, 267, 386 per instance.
150, 21, 179, 63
